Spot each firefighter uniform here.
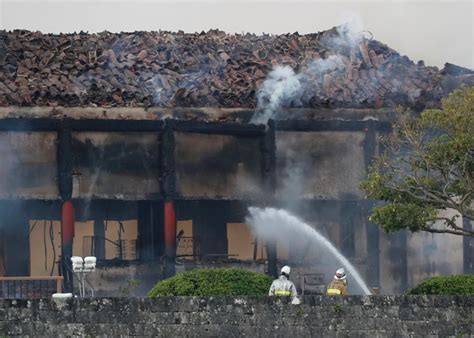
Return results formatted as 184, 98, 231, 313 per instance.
269, 275, 297, 298
326, 279, 348, 295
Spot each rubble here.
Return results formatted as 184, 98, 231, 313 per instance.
0, 28, 472, 111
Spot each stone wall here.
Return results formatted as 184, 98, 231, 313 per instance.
0, 296, 472, 337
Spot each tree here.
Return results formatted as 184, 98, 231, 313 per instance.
361, 86, 474, 237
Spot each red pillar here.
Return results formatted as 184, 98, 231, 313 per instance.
61, 200, 75, 291
163, 201, 176, 277
61, 201, 75, 247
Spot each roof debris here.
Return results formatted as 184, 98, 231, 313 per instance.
0, 29, 472, 111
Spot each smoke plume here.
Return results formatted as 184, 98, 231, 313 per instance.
251, 66, 302, 124
251, 16, 422, 124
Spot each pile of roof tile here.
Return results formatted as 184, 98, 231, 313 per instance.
0, 28, 472, 110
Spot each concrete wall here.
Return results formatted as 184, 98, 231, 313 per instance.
0, 296, 472, 337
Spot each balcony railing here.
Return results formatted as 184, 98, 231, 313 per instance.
0, 276, 63, 299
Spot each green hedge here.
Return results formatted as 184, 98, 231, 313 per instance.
149, 268, 273, 297
406, 275, 474, 295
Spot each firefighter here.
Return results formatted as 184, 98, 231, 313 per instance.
269, 265, 298, 300
326, 268, 348, 295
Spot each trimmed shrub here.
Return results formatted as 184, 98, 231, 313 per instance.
406, 275, 474, 295
148, 268, 273, 297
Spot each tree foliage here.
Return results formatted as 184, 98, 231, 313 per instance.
148, 268, 272, 297
406, 275, 474, 295
361, 86, 474, 236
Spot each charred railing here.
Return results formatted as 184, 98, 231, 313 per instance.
0, 276, 63, 299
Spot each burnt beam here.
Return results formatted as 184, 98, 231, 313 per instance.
70, 119, 164, 131
173, 120, 265, 136
261, 120, 278, 277
0, 118, 165, 132
161, 120, 176, 198
57, 120, 74, 292
262, 120, 276, 199
57, 120, 73, 200
0, 118, 60, 131
275, 120, 392, 132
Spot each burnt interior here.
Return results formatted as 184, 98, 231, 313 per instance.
0, 117, 470, 296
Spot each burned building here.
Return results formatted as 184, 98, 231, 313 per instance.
0, 28, 472, 296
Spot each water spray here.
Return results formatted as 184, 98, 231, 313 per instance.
246, 207, 372, 295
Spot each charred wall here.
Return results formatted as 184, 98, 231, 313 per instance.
0, 117, 468, 296
71, 132, 160, 200
275, 131, 367, 200
174, 132, 263, 199
0, 132, 58, 199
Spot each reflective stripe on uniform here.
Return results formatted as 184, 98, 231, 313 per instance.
274, 290, 291, 296
326, 288, 342, 295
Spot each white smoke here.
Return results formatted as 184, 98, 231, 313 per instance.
252, 19, 366, 124
253, 55, 349, 124
332, 11, 364, 50
252, 65, 302, 124
248, 11, 406, 125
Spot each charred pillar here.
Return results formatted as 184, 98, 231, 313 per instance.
161, 121, 176, 278
339, 202, 356, 261
0, 202, 30, 276
262, 120, 277, 277
93, 219, 105, 260
365, 207, 380, 288
58, 120, 74, 292
363, 120, 380, 288
137, 201, 163, 261
192, 201, 228, 260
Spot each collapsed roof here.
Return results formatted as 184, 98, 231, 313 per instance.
0, 28, 472, 112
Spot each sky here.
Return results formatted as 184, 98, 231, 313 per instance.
0, 0, 473, 69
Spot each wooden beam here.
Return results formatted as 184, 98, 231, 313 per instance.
262, 119, 276, 198
275, 120, 392, 132
173, 120, 265, 136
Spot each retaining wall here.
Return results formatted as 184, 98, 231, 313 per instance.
0, 296, 472, 337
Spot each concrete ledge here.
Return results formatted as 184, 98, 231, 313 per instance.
0, 296, 472, 336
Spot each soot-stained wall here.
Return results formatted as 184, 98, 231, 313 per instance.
174, 132, 263, 199
0, 132, 58, 199
71, 132, 160, 200
275, 131, 367, 200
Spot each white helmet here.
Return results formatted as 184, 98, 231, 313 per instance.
335, 268, 346, 280
281, 265, 291, 276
